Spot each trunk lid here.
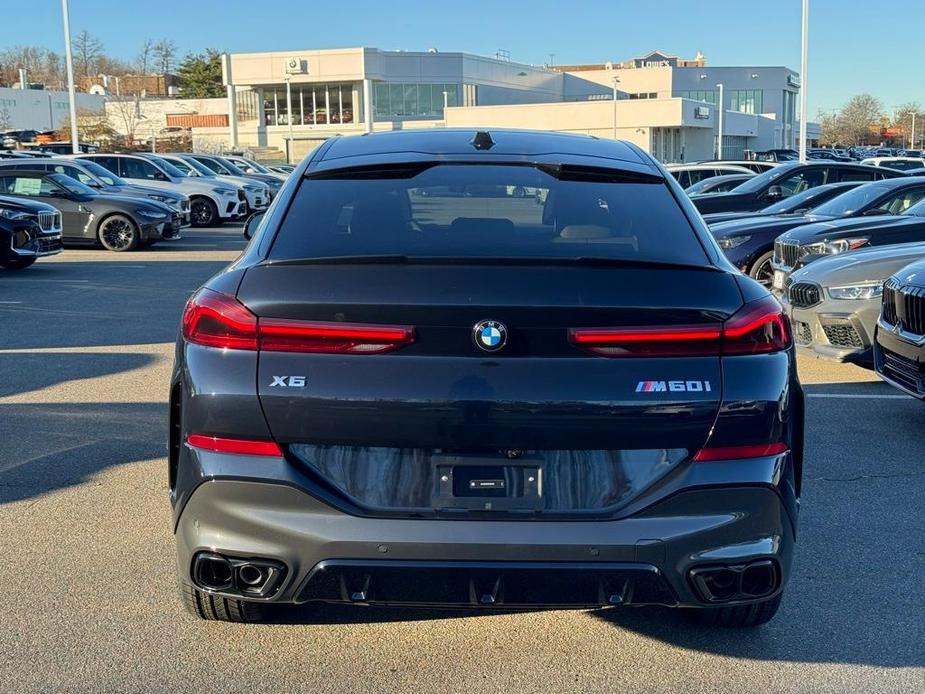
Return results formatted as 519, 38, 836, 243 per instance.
239, 263, 741, 453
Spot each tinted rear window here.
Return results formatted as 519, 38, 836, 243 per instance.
269, 164, 708, 265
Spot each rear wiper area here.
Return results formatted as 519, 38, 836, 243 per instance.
267, 255, 721, 272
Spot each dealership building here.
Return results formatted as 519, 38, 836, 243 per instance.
202, 47, 816, 162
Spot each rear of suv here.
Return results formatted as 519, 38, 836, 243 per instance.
171, 129, 803, 627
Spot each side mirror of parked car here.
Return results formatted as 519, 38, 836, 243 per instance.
766, 185, 784, 201
243, 211, 265, 240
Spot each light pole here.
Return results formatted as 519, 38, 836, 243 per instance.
61, 0, 79, 153
284, 77, 293, 164
799, 0, 809, 161
612, 76, 620, 139
912, 112, 917, 151
716, 83, 724, 160
443, 90, 449, 112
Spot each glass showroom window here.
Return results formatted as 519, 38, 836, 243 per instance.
679, 90, 716, 104
730, 90, 763, 114
263, 84, 356, 126
373, 83, 459, 119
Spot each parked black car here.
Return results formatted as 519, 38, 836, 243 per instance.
874, 258, 925, 398
772, 197, 925, 290
702, 182, 862, 226
171, 129, 802, 627
0, 170, 180, 251
711, 177, 925, 286
0, 195, 63, 270
691, 162, 903, 215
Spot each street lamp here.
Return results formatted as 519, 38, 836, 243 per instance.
799, 0, 809, 161
284, 77, 294, 164
61, 0, 79, 154
612, 75, 620, 140
716, 83, 724, 160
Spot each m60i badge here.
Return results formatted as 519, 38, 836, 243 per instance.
636, 380, 712, 393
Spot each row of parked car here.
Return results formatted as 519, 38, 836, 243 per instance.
0, 150, 292, 266
680, 158, 925, 400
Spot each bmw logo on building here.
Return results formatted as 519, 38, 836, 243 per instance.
472, 320, 508, 353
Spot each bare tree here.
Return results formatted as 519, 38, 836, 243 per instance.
893, 102, 924, 149
153, 39, 178, 75
57, 108, 119, 147
136, 38, 154, 75
72, 30, 104, 77
105, 96, 144, 147
816, 110, 840, 147
836, 94, 884, 145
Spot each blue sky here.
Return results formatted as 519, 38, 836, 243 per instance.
9, 0, 923, 115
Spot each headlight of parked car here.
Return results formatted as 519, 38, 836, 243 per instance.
0, 208, 30, 220
827, 283, 884, 300
137, 209, 168, 220
802, 237, 869, 257
716, 235, 751, 249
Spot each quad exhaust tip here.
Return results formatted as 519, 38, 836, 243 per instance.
689, 560, 779, 603
192, 552, 287, 598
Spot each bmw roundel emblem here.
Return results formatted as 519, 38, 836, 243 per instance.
473, 319, 508, 352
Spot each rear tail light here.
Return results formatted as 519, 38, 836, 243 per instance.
259, 320, 414, 354
182, 289, 415, 354
187, 434, 283, 457
694, 442, 788, 462
569, 296, 791, 357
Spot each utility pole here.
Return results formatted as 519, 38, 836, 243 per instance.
716, 83, 724, 160
285, 77, 293, 164
912, 112, 917, 151
612, 76, 620, 139
61, 0, 79, 153
799, 0, 809, 161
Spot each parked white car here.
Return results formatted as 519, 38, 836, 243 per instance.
222, 155, 289, 182
74, 153, 247, 226
859, 157, 925, 173
666, 163, 756, 189
152, 153, 270, 214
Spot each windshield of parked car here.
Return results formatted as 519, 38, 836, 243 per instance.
77, 160, 124, 186
810, 183, 891, 216
232, 157, 271, 174
213, 157, 248, 176
901, 198, 925, 217
269, 164, 709, 266
48, 173, 97, 196
761, 184, 852, 213
145, 156, 187, 179
727, 164, 800, 194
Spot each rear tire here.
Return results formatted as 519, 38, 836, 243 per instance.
179, 582, 267, 623
0, 256, 37, 270
749, 251, 775, 288
190, 197, 219, 227
685, 592, 783, 628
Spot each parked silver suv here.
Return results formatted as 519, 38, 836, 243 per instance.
75, 153, 246, 226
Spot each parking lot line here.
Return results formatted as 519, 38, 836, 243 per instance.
806, 393, 911, 400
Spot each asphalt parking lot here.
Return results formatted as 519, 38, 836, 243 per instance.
1, 228, 923, 693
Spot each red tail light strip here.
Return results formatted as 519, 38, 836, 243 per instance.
569, 296, 791, 358
182, 289, 415, 354
694, 442, 788, 462
259, 319, 414, 354
187, 434, 283, 457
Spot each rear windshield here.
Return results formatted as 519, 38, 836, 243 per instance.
810, 183, 889, 216
269, 164, 708, 265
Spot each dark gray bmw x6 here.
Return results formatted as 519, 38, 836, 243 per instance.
170, 129, 803, 627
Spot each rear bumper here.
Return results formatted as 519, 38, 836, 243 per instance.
174, 464, 796, 609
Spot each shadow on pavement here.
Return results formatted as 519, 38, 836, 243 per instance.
0, 401, 165, 505
0, 260, 231, 349
0, 352, 156, 398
